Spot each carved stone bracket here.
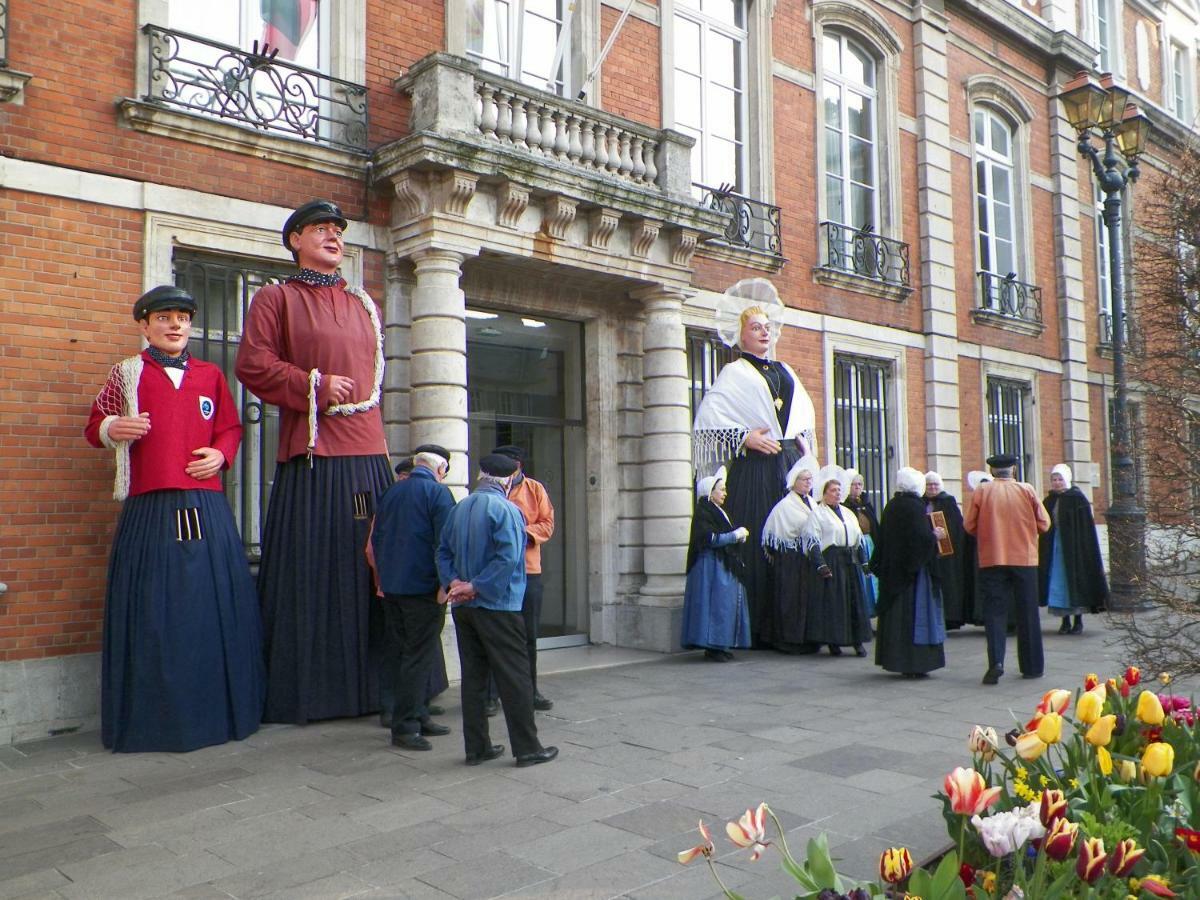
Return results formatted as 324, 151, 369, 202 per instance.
631, 217, 661, 258
542, 195, 578, 240
588, 207, 621, 250
497, 181, 531, 229
392, 172, 428, 220
439, 170, 478, 217
670, 228, 699, 267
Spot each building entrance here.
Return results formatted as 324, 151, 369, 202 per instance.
466, 308, 588, 647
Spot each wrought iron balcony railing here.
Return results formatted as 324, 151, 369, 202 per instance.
819, 221, 910, 288
696, 184, 782, 256
1, 0, 8, 68
141, 24, 368, 153
977, 271, 1043, 325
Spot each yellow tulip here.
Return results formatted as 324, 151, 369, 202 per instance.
1086, 714, 1117, 747
1014, 731, 1047, 761
1118, 759, 1138, 783
1076, 690, 1104, 725
1036, 712, 1063, 744
1136, 690, 1165, 726
1142, 742, 1175, 778
1097, 746, 1113, 776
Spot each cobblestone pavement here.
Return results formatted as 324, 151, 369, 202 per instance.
0, 618, 1137, 899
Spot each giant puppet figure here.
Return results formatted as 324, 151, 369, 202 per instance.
692, 279, 817, 646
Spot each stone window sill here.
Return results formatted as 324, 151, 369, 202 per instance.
970, 308, 1044, 336
813, 266, 911, 302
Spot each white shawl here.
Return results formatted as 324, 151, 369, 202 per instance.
693, 358, 817, 472
805, 501, 863, 551
762, 491, 814, 551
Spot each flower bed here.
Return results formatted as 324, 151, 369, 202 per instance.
677, 665, 1200, 898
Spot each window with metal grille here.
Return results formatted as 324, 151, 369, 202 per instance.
986, 378, 1031, 481
686, 327, 737, 421
833, 354, 892, 512
173, 250, 295, 559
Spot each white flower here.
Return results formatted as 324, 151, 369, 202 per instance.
970, 803, 1046, 858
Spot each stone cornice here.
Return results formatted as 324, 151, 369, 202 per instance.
947, 0, 1094, 70
0, 68, 31, 104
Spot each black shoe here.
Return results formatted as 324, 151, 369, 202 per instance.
853, 644, 867, 658
1070, 617, 1084, 635
720, 651, 735, 661
465, 744, 505, 766
533, 693, 554, 711
828, 644, 843, 657
426, 704, 446, 717
982, 666, 1004, 686
484, 699, 500, 717
704, 649, 727, 662
392, 733, 432, 751
420, 719, 451, 736
1058, 617, 1071, 634
515, 746, 559, 768
1022, 672, 1044, 679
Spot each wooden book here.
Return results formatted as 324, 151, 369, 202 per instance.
929, 510, 954, 557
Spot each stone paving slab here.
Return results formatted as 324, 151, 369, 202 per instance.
0, 619, 1151, 898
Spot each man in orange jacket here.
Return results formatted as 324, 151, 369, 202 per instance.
964, 453, 1052, 686
492, 445, 557, 711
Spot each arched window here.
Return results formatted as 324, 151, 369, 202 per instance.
973, 106, 1017, 284
821, 31, 878, 234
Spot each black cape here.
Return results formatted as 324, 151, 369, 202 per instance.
926, 492, 971, 627
843, 495, 879, 541
872, 492, 945, 674
1037, 487, 1108, 612
687, 497, 743, 576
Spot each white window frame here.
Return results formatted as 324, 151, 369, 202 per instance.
811, 3, 902, 242
820, 30, 880, 234
1094, 184, 1113, 342
669, 0, 749, 193
973, 106, 1019, 284
464, 0, 573, 95
1170, 40, 1191, 122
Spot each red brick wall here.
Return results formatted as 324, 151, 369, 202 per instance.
600, 9, 661, 127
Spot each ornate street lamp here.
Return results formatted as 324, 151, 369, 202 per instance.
1059, 71, 1150, 612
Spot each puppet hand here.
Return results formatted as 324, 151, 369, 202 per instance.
185, 447, 225, 480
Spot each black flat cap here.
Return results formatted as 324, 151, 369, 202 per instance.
414, 443, 451, 461
282, 200, 348, 248
394, 458, 415, 476
133, 285, 197, 321
492, 445, 526, 463
986, 453, 1020, 469
480, 453, 519, 477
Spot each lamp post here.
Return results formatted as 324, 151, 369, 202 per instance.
1059, 71, 1150, 612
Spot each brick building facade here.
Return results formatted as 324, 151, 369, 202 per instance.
0, 0, 1196, 741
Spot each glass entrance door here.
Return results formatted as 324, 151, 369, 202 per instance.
466, 308, 588, 647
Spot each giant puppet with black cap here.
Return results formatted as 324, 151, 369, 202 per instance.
435, 454, 558, 768
234, 199, 391, 724
692, 278, 817, 648
85, 286, 264, 752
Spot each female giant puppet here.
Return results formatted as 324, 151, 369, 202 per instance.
693, 279, 817, 646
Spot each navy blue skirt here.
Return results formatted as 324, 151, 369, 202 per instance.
258, 454, 392, 724
103, 489, 265, 752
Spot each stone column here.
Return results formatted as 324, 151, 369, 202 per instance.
913, 0, 963, 494
408, 248, 469, 496
381, 258, 414, 463
621, 285, 692, 651
1048, 81, 1096, 498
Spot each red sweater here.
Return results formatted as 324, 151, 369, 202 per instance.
85, 352, 242, 496
234, 280, 387, 462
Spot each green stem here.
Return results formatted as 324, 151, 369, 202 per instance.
1029, 845, 1049, 899
705, 854, 738, 899
958, 815, 967, 871
765, 806, 796, 868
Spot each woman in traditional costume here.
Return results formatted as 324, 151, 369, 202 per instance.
802, 466, 872, 656
1038, 464, 1108, 634
693, 279, 816, 646
681, 469, 751, 661
843, 470, 880, 617
761, 456, 820, 653
86, 286, 264, 752
235, 200, 391, 724
923, 471, 971, 628
873, 467, 948, 678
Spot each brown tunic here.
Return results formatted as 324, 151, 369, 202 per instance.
235, 280, 387, 462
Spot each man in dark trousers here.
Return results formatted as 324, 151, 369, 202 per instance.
437, 454, 558, 768
964, 453, 1052, 685
370, 445, 456, 750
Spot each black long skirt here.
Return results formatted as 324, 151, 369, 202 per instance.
724, 447, 799, 645
762, 548, 816, 652
258, 454, 392, 724
803, 545, 873, 647
103, 489, 265, 752
875, 580, 946, 675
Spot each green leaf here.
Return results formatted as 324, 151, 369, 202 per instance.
781, 855, 818, 890
805, 835, 838, 888
1041, 867, 1077, 900
929, 851, 968, 899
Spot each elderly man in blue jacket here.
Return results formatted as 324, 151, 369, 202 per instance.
437, 453, 558, 768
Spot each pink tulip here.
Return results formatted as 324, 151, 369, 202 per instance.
677, 821, 715, 864
944, 767, 1002, 816
726, 803, 770, 861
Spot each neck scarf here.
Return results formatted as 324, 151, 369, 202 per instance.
290, 268, 343, 287
146, 346, 189, 369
